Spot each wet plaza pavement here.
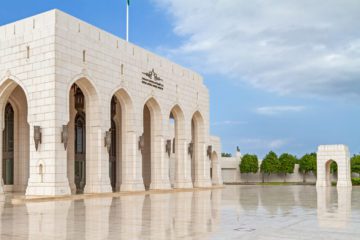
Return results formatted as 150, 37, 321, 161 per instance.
0, 185, 359, 239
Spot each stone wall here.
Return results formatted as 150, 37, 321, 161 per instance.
221, 157, 317, 184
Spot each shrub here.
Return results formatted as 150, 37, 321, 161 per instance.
351, 155, 360, 174
239, 154, 259, 182
299, 153, 317, 183
278, 153, 296, 182
352, 178, 360, 185
260, 151, 280, 182
330, 161, 338, 174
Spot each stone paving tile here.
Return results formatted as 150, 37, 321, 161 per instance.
0, 185, 359, 239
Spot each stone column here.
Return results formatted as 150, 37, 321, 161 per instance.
193, 142, 212, 188
211, 159, 223, 186
173, 138, 193, 189
25, 74, 71, 196
83, 126, 112, 193
120, 131, 145, 191
316, 159, 328, 187
150, 134, 171, 190
17, 110, 30, 192
26, 121, 71, 196
337, 150, 352, 187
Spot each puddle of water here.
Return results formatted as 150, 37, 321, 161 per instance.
0, 185, 359, 239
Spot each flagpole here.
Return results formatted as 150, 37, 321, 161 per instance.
126, 0, 129, 42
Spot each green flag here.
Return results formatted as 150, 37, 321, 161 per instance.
127, 0, 130, 6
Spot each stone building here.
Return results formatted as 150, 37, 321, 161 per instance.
0, 10, 222, 195
316, 145, 352, 188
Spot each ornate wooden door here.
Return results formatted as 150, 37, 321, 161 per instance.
75, 113, 86, 193
109, 119, 116, 191
2, 103, 14, 185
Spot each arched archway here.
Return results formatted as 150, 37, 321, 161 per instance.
69, 84, 87, 194
191, 111, 205, 186
0, 79, 29, 193
142, 98, 161, 189
169, 105, 192, 189
320, 159, 340, 188
317, 145, 352, 187
325, 160, 338, 186
109, 88, 137, 192
142, 98, 170, 190
67, 77, 111, 194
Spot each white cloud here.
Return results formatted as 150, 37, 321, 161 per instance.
237, 138, 289, 150
255, 105, 306, 115
153, 0, 360, 98
268, 139, 288, 149
212, 120, 247, 126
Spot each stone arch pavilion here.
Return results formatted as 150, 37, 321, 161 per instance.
0, 10, 223, 195
316, 145, 352, 188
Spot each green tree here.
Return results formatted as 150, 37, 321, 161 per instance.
260, 151, 280, 182
299, 153, 317, 183
278, 153, 296, 182
330, 161, 337, 174
351, 154, 360, 175
239, 154, 259, 183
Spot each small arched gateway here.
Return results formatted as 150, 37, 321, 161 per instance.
316, 145, 352, 187
0, 79, 30, 193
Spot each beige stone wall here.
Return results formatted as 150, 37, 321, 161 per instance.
221, 157, 317, 183
0, 9, 221, 195
0, 10, 58, 195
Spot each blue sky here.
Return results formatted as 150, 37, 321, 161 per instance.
1, 0, 360, 158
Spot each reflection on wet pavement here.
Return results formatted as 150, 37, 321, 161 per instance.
220, 185, 359, 240
0, 186, 359, 239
